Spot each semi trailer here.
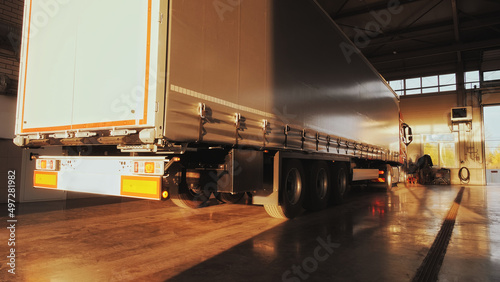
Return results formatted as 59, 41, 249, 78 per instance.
14, 0, 412, 218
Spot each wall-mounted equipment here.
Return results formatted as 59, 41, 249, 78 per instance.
451, 107, 472, 123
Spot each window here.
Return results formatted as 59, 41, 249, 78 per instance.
423, 143, 439, 166
389, 80, 404, 96
484, 70, 500, 82
440, 143, 456, 168
389, 73, 457, 96
423, 134, 457, 168
439, 74, 456, 92
485, 106, 500, 171
422, 75, 439, 93
465, 71, 480, 89
404, 78, 420, 95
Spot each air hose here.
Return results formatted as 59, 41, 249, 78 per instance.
459, 167, 470, 184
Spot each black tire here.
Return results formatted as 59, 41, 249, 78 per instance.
264, 205, 287, 219
383, 164, 393, 191
216, 192, 245, 204
331, 163, 349, 204
169, 167, 211, 209
305, 161, 331, 211
369, 164, 393, 191
264, 159, 305, 219
171, 184, 211, 209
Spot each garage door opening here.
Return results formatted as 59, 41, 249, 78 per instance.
484, 105, 500, 184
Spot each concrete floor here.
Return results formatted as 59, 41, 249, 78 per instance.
1, 184, 500, 281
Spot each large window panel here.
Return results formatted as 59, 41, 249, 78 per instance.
423, 143, 439, 166
423, 134, 457, 168
406, 89, 422, 95
439, 85, 457, 92
389, 72, 465, 96
484, 70, 500, 82
422, 76, 438, 87
440, 143, 457, 168
422, 87, 439, 94
439, 74, 456, 85
406, 78, 421, 90
389, 80, 404, 91
465, 71, 480, 89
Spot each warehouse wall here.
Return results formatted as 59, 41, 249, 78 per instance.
400, 92, 486, 185
0, 0, 23, 94
0, 0, 23, 28
0, 0, 23, 203
0, 0, 22, 136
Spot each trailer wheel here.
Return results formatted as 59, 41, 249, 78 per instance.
368, 164, 393, 191
216, 192, 245, 204
305, 161, 331, 211
169, 168, 211, 209
264, 159, 305, 219
170, 184, 211, 209
383, 164, 393, 191
264, 205, 287, 219
331, 164, 348, 204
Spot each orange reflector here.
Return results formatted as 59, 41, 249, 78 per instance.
34, 171, 58, 189
36, 159, 60, 171
121, 176, 161, 200
134, 162, 139, 173
145, 162, 155, 174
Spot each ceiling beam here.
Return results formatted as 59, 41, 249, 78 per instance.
366, 21, 453, 47
451, 0, 465, 106
451, 0, 460, 43
341, 12, 500, 48
332, 0, 423, 20
369, 38, 500, 63
332, 0, 350, 18
377, 55, 482, 80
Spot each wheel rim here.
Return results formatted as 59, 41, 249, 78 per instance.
185, 182, 211, 203
316, 168, 328, 200
285, 168, 302, 205
338, 169, 347, 196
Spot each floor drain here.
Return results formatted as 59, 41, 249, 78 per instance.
412, 186, 465, 282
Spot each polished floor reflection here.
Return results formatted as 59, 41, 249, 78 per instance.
2, 185, 500, 281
